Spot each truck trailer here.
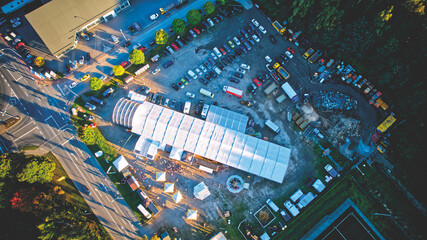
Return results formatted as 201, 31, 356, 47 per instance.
223, 86, 243, 98
281, 82, 299, 103
303, 48, 314, 59
264, 82, 278, 95
159, 3, 176, 14
308, 50, 322, 64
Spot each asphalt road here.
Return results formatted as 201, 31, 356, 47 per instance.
0, 46, 145, 239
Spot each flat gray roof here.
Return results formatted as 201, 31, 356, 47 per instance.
25, 0, 122, 56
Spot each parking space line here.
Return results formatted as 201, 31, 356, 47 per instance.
15, 126, 39, 141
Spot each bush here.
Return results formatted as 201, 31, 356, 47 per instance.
155, 29, 169, 45
203, 1, 215, 15
129, 49, 145, 65
112, 65, 125, 76
89, 77, 103, 91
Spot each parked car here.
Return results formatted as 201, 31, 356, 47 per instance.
233, 37, 241, 46
189, 29, 197, 38
240, 63, 250, 70
223, 44, 231, 52
252, 35, 260, 42
230, 77, 240, 83
201, 104, 210, 119
269, 35, 276, 44
186, 92, 195, 99
150, 13, 159, 20
193, 27, 200, 34
152, 67, 160, 75
207, 18, 214, 26
171, 83, 179, 91
236, 68, 246, 74
259, 25, 267, 34
233, 72, 244, 78
195, 100, 204, 115
171, 43, 179, 51
285, 51, 294, 59
166, 46, 174, 54
287, 47, 295, 54
199, 77, 208, 85
265, 55, 272, 63
253, 78, 261, 87
251, 19, 259, 27
219, 47, 227, 55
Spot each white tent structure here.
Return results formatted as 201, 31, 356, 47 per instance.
112, 99, 291, 183
194, 182, 211, 200
112, 155, 130, 172
173, 191, 183, 203
169, 147, 184, 161
164, 182, 174, 193
187, 209, 198, 220
156, 172, 166, 182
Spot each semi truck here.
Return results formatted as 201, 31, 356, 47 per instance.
159, 3, 176, 14
377, 115, 396, 133
308, 50, 322, 64
272, 21, 286, 35
223, 86, 243, 98
303, 48, 314, 59
264, 82, 278, 95
281, 82, 299, 103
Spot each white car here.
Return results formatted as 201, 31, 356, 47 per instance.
236, 68, 246, 74
265, 56, 272, 63
251, 19, 259, 27
199, 64, 207, 72
266, 64, 273, 72
187, 70, 197, 79
201, 104, 210, 119
213, 47, 222, 58
186, 92, 195, 99
132, 43, 142, 50
210, 52, 218, 60
252, 35, 260, 42
207, 18, 214, 26
285, 51, 294, 59
259, 25, 267, 34
240, 63, 250, 70
195, 68, 202, 76
100, 75, 106, 81
69, 82, 78, 89
150, 13, 159, 20
152, 67, 160, 75
233, 37, 241, 46
111, 35, 119, 44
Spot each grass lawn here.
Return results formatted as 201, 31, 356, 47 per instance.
273, 175, 405, 239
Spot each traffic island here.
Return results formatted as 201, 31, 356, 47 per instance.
0, 115, 22, 134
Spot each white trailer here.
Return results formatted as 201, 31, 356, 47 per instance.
281, 82, 299, 103
284, 200, 300, 217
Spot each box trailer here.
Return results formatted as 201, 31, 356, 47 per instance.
265, 119, 280, 133
308, 50, 322, 64
264, 82, 278, 95
223, 86, 243, 98
281, 82, 299, 103
200, 88, 214, 98
277, 67, 290, 80
276, 94, 287, 103
296, 192, 316, 209
272, 21, 286, 35
137, 204, 152, 219
284, 200, 300, 217
377, 115, 396, 133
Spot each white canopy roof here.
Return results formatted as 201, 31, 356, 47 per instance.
173, 191, 183, 203
187, 209, 198, 220
156, 172, 166, 182
112, 155, 130, 172
164, 182, 174, 193
206, 105, 249, 133
194, 181, 211, 200
169, 147, 184, 161
312, 179, 326, 193
113, 99, 291, 183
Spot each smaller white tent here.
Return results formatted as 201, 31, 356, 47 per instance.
194, 181, 211, 200
156, 172, 166, 182
164, 182, 174, 193
187, 209, 198, 220
112, 155, 130, 172
173, 191, 183, 203
169, 147, 184, 161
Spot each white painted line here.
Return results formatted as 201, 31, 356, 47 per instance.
56, 85, 65, 96
38, 110, 42, 115
14, 126, 38, 141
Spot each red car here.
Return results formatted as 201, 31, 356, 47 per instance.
120, 61, 128, 67
15, 42, 25, 50
89, 123, 97, 128
219, 48, 226, 55
287, 47, 295, 54
371, 132, 381, 142
193, 27, 200, 34
139, 46, 147, 52
253, 78, 261, 87
171, 43, 179, 51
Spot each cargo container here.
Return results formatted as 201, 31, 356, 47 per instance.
137, 204, 152, 219
296, 192, 316, 209
223, 86, 243, 98
284, 200, 300, 217
277, 67, 290, 80
265, 119, 280, 133
200, 88, 214, 98
275, 94, 287, 103
377, 115, 396, 133
308, 50, 322, 64
264, 82, 278, 95
281, 82, 299, 103
272, 21, 286, 35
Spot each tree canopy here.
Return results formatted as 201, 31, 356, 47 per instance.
89, 77, 103, 91
186, 9, 202, 25
129, 49, 145, 65
0, 155, 12, 179
34, 57, 45, 67
155, 29, 169, 45
80, 127, 97, 145
112, 65, 125, 76
172, 18, 186, 34
16, 157, 55, 184
203, 1, 215, 15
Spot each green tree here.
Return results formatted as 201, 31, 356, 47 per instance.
217, 0, 226, 5
16, 157, 56, 184
34, 57, 45, 67
0, 155, 12, 179
129, 49, 145, 65
80, 127, 97, 145
155, 29, 169, 45
203, 1, 215, 15
290, 0, 314, 19
375, 6, 394, 36
172, 18, 186, 34
112, 65, 125, 76
186, 9, 201, 25
404, 0, 426, 15
89, 77, 103, 91
314, 1, 344, 32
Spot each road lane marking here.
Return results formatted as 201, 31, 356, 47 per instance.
55, 85, 65, 96
14, 126, 39, 141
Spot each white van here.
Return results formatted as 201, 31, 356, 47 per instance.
137, 204, 152, 219
184, 101, 191, 114
266, 199, 279, 212
200, 88, 214, 98
188, 70, 197, 79
213, 66, 221, 75
213, 47, 222, 58
265, 119, 280, 133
